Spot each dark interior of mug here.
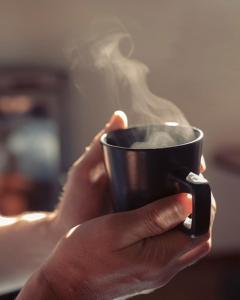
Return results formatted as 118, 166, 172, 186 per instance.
105, 124, 200, 149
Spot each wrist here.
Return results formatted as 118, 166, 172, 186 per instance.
16, 268, 58, 300
41, 260, 100, 300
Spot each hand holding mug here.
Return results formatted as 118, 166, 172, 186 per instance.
16, 111, 216, 300
101, 122, 212, 237
18, 193, 215, 300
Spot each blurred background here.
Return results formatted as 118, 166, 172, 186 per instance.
0, 1, 239, 299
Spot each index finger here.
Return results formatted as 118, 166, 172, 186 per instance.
104, 193, 192, 248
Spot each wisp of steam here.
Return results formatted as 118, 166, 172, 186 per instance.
70, 23, 194, 149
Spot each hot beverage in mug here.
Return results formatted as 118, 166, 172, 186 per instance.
101, 124, 211, 237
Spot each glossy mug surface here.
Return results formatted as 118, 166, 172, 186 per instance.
101, 124, 211, 237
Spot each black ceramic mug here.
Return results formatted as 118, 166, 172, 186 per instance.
101, 124, 211, 237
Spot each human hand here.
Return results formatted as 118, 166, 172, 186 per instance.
38, 193, 215, 300
51, 111, 127, 236
52, 110, 206, 237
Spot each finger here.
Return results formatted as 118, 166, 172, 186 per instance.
210, 194, 217, 227
107, 193, 193, 247
144, 230, 210, 267
132, 193, 192, 241
105, 110, 128, 132
200, 156, 206, 173
70, 111, 128, 182
176, 239, 211, 270
79, 110, 128, 169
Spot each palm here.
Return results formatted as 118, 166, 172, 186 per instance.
54, 111, 127, 232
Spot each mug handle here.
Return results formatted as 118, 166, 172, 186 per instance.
173, 172, 211, 237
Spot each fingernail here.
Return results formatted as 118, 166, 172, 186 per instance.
178, 193, 192, 199
177, 193, 192, 215
178, 193, 192, 203
105, 110, 128, 129
114, 110, 128, 127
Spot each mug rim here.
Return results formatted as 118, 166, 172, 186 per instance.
100, 124, 204, 151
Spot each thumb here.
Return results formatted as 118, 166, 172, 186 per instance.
75, 110, 128, 170
108, 193, 192, 248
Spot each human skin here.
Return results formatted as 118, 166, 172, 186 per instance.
16, 111, 216, 299
17, 192, 215, 300
0, 110, 215, 298
0, 111, 127, 294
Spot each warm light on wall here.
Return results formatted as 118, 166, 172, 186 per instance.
0, 95, 33, 114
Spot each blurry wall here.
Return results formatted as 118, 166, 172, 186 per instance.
0, 0, 239, 253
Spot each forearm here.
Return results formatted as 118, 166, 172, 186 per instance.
0, 212, 59, 294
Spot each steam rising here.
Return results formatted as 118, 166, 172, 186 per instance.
71, 24, 194, 148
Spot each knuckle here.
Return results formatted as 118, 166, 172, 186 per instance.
204, 240, 212, 254
171, 202, 184, 221
143, 208, 167, 235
